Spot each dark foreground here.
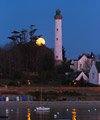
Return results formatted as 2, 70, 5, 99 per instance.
0, 102, 100, 120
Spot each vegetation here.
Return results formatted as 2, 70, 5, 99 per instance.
0, 25, 55, 85
0, 25, 93, 87
0, 24, 76, 87
27, 91, 82, 101
62, 46, 66, 62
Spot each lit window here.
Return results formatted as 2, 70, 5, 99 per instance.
92, 73, 94, 79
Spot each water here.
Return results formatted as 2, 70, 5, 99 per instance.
0, 106, 100, 120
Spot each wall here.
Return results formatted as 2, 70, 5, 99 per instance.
54, 19, 62, 61
78, 55, 87, 71
89, 62, 98, 85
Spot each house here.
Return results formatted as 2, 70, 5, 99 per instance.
69, 59, 78, 72
68, 53, 95, 72
89, 61, 100, 85
78, 53, 95, 72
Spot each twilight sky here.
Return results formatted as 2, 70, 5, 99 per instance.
0, 0, 100, 59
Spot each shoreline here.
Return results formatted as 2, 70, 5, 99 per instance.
0, 101, 100, 109
0, 87, 100, 101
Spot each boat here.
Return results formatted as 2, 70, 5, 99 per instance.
35, 88, 50, 111
36, 106, 50, 111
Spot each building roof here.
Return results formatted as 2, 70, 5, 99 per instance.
68, 59, 78, 65
54, 9, 62, 19
56, 9, 61, 12
96, 62, 100, 73
78, 53, 95, 60
68, 72, 81, 81
68, 71, 88, 81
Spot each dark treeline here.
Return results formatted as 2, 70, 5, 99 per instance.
0, 25, 74, 87
0, 25, 54, 79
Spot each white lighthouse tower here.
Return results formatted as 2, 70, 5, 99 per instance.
54, 9, 63, 65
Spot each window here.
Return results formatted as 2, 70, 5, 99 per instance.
56, 38, 58, 40
92, 73, 94, 79
56, 56, 58, 58
80, 64, 82, 68
57, 28, 58, 31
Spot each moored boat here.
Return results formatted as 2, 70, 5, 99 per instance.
35, 88, 50, 111
36, 106, 50, 111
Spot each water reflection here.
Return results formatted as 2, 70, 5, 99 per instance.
16, 108, 19, 120
35, 110, 50, 120
27, 108, 31, 120
72, 109, 77, 120
36, 111, 50, 115
1, 107, 100, 120
5, 108, 9, 116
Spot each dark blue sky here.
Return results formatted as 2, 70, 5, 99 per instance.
0, 0, 100, 59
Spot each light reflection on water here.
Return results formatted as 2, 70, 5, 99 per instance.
0, 107, 100, 120
27, 108, 31, 120
72, 109, 77, 120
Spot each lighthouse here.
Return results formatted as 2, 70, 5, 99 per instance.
54, 9, 63, 65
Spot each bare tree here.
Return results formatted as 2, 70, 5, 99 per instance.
8, 31, 20, 45
19, 29, 28, 43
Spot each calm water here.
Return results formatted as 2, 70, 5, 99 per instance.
0, 106, 100, 120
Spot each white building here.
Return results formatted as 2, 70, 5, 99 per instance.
69, 71, 88, 81
75, 71, 88, 81
54, 9, 63, 65
78, 53, 95, 72
89, 61, 100, 85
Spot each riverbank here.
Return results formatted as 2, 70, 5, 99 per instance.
1, 86, 100, 101
0, 101, 100, 109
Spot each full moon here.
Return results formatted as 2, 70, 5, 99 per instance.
36, 38, 45, 46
